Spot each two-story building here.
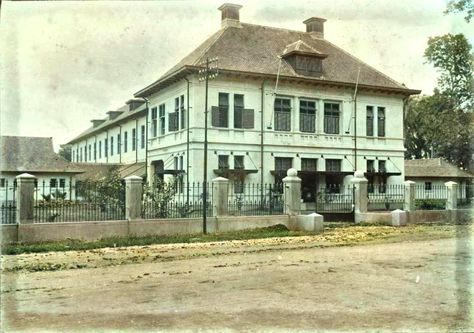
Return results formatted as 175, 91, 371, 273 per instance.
66, 3, 420, 198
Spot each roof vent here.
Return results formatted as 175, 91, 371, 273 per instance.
218, 3, 242, 29
303, 17, 326, 39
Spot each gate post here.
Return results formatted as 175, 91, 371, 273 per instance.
351, 171, 368, 215
124, 175, 143, 220
212, 177, 229, 217
283, 168, 301, 215
403, 180, 416, 212
16, 173, 36, 224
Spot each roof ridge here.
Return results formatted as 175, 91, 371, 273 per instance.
321, 38, 406, 89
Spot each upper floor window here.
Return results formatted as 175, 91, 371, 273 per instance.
132, 128, 136, 151
366, 106, 374, 136
379, 160, 386, 173
117, 134, 121, 154
234, 155, 244, 170
159, 104, 166, 135
300, 100, 316, 133
151, 107, 158, 137
324, 102, 340, 134
124, 132, 128, 153
218, 155, 229, 169
367, 159, 375, 172
275, 157, 292, 171
141, 125, 145, 149
212, 93, 229, 128
325, 159, 341, 172
180, 95, 185, 129
301, 158, 317, 171
377, 107, 385, 137
274, 98, 291, 131
110, 137, 114, 156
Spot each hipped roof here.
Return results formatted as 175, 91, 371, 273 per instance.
405, 158, 474, 179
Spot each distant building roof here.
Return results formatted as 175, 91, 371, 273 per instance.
1, 136, 83, 174
136, 22, 420, 97
72, 162, 146, 182
405, 158, 473, 179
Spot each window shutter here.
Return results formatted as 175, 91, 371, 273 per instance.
211, 106, 220, 127
168, 113, 173, 131
242, 109, 254, 129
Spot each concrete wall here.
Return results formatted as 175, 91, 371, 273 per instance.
355, 209, 473, 225
0, 215, 290, 245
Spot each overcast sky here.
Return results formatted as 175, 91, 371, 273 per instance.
1, 0, 472, 151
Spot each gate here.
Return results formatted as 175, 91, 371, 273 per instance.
315, 184, 354, 222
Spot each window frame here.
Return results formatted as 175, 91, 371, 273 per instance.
274, 98, 291, 132
299, 100, 316, 133
159, 104, 166, 135
377, 107, 386, 137
323, 102, 340, 135
366, 106, 374, 136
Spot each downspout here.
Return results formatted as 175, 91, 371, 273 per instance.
184, 77, 190, 186
260, 79, 266, 186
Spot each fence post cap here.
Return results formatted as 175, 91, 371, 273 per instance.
212, 177, 229, 183
403, 180, 416, 185
123, 175, 143, 182
353, 170, 365, 178
287, 168, 298, 177
444, 181, 458, 186
16, 173, 36, 179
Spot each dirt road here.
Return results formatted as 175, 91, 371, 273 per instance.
1, 228, 472, 332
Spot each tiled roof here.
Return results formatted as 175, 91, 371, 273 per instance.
405, 158, 474, 179
1, 136, 83, 174
136, 23, 419, 97
67, 103, 145, 145
72, 162, 146, 182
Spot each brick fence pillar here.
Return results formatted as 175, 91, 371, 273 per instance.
283, 168, 301, 215
124, 175, 143, 220
212, 177, 229, 217
16, 173, 36, 224
403, 180, 416, 212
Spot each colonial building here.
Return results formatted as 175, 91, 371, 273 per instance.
66, 3, 420, 196
0, 136, 83, 201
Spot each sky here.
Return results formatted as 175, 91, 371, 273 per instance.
1, 0, 472, 151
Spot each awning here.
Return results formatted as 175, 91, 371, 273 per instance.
213, 168, 258, 178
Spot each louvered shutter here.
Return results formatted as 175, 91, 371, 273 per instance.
242, 109, 254, 129
211, 106, 220, 127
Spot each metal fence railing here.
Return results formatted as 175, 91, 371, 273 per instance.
141, 182, 213, 219
1, 180, 17, 224
315, 185, 354, 213
415, 184, 447, 210
457, 184, 474, 208
228, 182, 284, 216
33, 180, 126, 223
368, 184, 404, 211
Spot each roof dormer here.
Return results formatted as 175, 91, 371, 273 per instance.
282, 40, 328, 77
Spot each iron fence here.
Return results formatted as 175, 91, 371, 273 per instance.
315, 185, 354, 213
33, 180, 126, 223
1, 180, 17, 224
368, 184, 404, 211
415, 184, 447, 210
142, 182, 213, 219
457, 184, 474, 208
228, 182, 284, 216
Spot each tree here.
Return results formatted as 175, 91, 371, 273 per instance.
424, 34, 474, 108
59, 145, 72, 162
445, 0, 474, 22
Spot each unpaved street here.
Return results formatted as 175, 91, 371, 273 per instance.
1, 228, 473, 332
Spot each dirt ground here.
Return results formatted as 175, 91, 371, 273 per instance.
1, 226, 473, 332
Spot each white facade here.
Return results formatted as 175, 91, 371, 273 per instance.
144, 74, 406, 192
